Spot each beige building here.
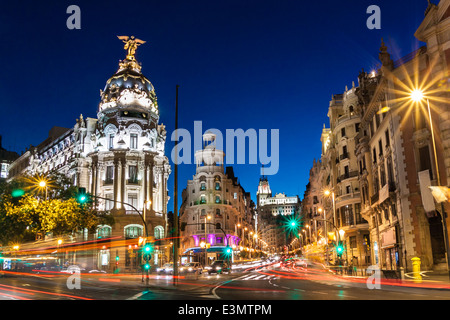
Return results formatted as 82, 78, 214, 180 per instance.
353, 0, 450, 273
321, 86, 370, 267
179, 133, 255, 265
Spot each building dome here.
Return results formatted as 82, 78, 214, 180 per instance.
98, 37, 158, 116
101, 61, 156, 105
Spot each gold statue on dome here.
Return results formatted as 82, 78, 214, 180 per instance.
117, 36, 146, 60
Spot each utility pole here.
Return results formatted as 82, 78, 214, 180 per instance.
173, 85, 180, 285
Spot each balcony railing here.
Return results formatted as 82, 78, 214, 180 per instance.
339, 170, 358, 181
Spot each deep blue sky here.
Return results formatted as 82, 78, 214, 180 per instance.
0, 0, 429, 210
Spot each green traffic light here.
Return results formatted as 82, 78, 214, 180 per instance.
11, 189, 25, 198
144, 263, 150, 270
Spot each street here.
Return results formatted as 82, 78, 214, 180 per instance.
2, 259, 450, 301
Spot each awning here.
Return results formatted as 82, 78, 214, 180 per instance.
183, 246, 228, 254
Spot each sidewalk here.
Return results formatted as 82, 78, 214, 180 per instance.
330, 267, 450, 290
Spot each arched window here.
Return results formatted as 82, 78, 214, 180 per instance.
154, 226, 164, 240
214, 176, 221, 190
124, 224, 143, 239
97, 225, 112, 239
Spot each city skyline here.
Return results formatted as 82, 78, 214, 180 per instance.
0, 0, 428, 209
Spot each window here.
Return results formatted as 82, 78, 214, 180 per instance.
154, 226, 164, 240
344, 205, 354, 226
128, 165, 138, 183
341, 127, 346, 138
385, 129, 390, 147
355, 123, 360, 133
372, 148, 377, 163
128, 194, 138, 210
342, 145, 348, 158
108, 134, 114, 150
125, 225, 143, 239
346, 185, 351, 194
106, 166, 114, 183
105, 193, 114, 211
130, 133, 138, 149
380, 162, 386, 186
97, 226, 111, 239
378, 139, 383, 156
350, 236, 357, 249
419, 146, 433, 179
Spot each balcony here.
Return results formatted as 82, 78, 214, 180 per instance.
339, 170, 358, 181
340, 152, 349, 161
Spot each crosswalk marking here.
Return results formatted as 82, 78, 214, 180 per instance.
239, 274, 278, 281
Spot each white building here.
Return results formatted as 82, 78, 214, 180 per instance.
257, 177, 301, 253
8, 37, 171, 271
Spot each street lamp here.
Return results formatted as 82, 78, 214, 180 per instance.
204, 215, 211, 267
410, 89, 450, 278
318, 207, 329, 265
38, 180, 48, 200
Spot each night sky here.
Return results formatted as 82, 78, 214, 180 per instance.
0, 0, 429, 210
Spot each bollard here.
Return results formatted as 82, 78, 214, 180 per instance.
411, 257, 422, 283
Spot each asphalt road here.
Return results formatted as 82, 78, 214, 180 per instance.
2, 260, 450, 300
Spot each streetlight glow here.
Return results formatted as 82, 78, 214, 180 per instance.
411, 89, 424, 102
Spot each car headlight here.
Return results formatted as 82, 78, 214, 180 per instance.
188, 268, 193, 271
205, 266, 212, 270
215, 267, 221, 270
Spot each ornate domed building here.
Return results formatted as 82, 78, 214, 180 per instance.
8, 36, 171, 271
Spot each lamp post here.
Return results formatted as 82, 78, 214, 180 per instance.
204, 215, 211, 267
318, 207, 329, 265
411, 89, 450, 278
38, 180, 48, 200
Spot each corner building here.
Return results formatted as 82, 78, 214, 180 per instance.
8, 39, 171, 271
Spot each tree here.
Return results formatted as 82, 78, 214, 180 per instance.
0, 174, 114, 246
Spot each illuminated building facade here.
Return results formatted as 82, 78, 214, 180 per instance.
8, 37, 171, 271
257, 176, 301, 253
179, 133, 255, 266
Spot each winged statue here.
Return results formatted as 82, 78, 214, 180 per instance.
117, 36, 146, 60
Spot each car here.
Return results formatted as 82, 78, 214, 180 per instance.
294, 259, 307, 268
206, 260, 231, 274
180, 262, 203, 274
156, 263, 174, 274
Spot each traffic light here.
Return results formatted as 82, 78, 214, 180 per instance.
142, 244, 152, 272
76, 187, 90, 204
11, 189, 25, 198
115, 255, 120, 265
336, 243, 344, 256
